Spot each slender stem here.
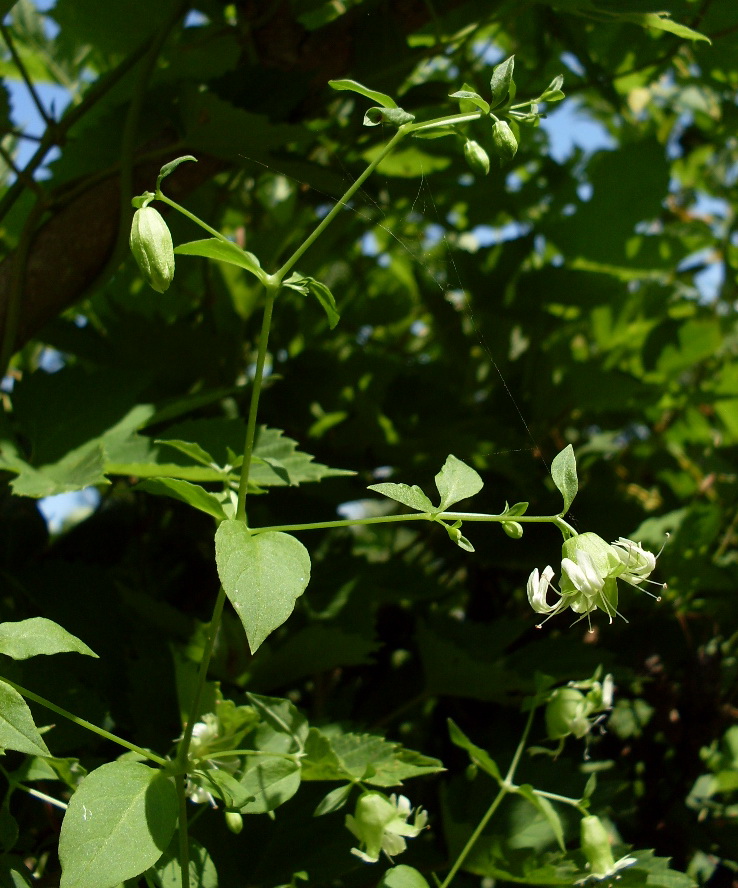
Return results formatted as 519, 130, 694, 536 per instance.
0, 23, 53, 127
176, 585, 228, 767
206, 749, 300, 761
100, 2, 184, 287
235, 287, 277, 521
249, 511, 564, 534
0, 29, 158, 225
503, 705, 537, 785
19, 785, 69, 811
274, 127, 408, 280
175, 775, 191, 888
1, 678, 167, 766
0, 762, 68, 810
408, 110, 483, 134
158, 194, 234, 244
442, 705, 538, 888
439, 785, 507, 888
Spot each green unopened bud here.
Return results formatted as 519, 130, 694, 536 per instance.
129, 206, 175, 293
502, 521, 523, 539
580, 816, 615, 876
545, 687, 590, 740
491, 120, 518, 160
464, 140, 490, 176
579, 815, 637, 882
225, 810, 243, 834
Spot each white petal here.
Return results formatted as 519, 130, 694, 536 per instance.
527, 565, 558, 613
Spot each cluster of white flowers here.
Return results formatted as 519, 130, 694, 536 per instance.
185, 713, 240, 805
527, 533, 665, 629
345, 792, 428, 863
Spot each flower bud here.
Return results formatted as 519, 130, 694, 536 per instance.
491, 120, 518, 160
464, 140, 490, 176
580, 816, 615, 877
502, 521, 523, 539
129, 206, 175, 293
545, 687, 590, 740
224, 810, 243, 834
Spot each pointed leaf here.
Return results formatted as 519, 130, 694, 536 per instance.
156, 155, 197, 190
193, 768, 254, 808
305, 278, 340, 328
449, 90, 490, 114
238, 757, 301, 813
623, 12, 710, 42
364, 106, 415, 127
136, 478, 227, 521
0, 618, 97, 660
155, 439, 215, 467
0, 681, 51, 757
538, 74, 565, 103
59, 761, 177, 888
516, 784, 565, 851
503, 501, 529, 517
174, 239, 265, 282
489, 55, 515, 108
447, 719, 501, 782
435, 455, 484, 510
328, 79, 398, 108
367, 482, 435, 513
314, 783, 353, 816
551, 445, 578, 514
215, 522, 311, 653
247, 693, 309, 751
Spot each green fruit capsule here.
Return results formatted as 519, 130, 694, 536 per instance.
224, 810, 243, 835
491, 120, 518, 160
464, 140, 490, 176
129, 206, 175, 293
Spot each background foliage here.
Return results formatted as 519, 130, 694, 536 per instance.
1, 0, 738, 885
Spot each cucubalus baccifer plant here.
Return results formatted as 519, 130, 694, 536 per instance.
0, 58, 683, 888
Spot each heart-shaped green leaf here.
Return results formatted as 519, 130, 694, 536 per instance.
435, 455, 484, 510
215, 521, 311, 653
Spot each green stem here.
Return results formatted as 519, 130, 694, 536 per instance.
439, 785, 507, 888
441, 706, 538, 888
175, 774, 191, 888
176, 585, 228, 768
504, 705, 537, 785
0, 28, 159, 225
206, 749, 300, 761
408, 110, 483, 134
249, 511, 565, 534
157, 194, 234, 244
274, 127, 408, 280
0, 23, 53, 127
1, 678, 167, 766
235, 286, 277, 521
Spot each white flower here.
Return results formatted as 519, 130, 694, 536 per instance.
526, 532, 663, 629
346, 792, 427, 863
